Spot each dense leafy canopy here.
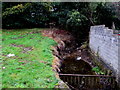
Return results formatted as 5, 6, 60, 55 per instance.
2, 2, 120, 41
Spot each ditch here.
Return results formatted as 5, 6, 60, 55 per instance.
41, 29, 117, 89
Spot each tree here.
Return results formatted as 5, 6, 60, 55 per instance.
2, 2, 119, 31
2, 2, 51, 29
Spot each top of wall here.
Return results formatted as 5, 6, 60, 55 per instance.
90, 25, 120, 47
90, 25, 120, 38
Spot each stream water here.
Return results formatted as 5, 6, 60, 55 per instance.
42, 29, 117, 89
60, 59, 94, 75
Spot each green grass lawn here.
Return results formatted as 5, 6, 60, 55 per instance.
2, 28, 58, 88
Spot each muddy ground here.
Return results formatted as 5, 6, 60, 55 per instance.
41, 29, 98, 74
41, 28, 116, 89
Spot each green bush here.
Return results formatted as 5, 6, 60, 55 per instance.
2, 2, 120, 30
92, 66, 105, 75
2, 2, 51, 29
66, 10, 88, 31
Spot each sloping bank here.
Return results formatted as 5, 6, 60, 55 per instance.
41, 28, 117, 89
41, 29, 74, 88
41, 29, 95, 88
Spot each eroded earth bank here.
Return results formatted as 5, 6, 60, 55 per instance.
41, 29, 116, 89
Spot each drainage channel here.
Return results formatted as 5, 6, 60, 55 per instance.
52, 43, 117, 89
41, 29, 117, 89
58, 56, 116, 89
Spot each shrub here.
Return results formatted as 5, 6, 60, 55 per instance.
66, 10, 88, 31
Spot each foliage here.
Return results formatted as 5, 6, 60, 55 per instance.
2, 2, 120, 42
92, 66, 105, 75
95, 3, 115, 28
2, 28, 58, 88
3, 4, 27, 17
2, 2, 51, 29
2, 3, 31, 28
3, 2, 119, 29
66, 10, 88, 31
106, 2, 120, 30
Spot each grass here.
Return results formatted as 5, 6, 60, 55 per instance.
2, 28, 58, 88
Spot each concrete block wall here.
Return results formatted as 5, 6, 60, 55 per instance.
89, 25, 119, 82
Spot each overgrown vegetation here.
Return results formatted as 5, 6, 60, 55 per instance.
92, 66, 105, 75
2, 2, 120, 43
2, 29, 58, 88
2, 2, 120, 88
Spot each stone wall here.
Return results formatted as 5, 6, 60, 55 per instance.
89, 25, 120, 83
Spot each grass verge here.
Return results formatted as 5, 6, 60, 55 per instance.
2, 28, 58, 88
